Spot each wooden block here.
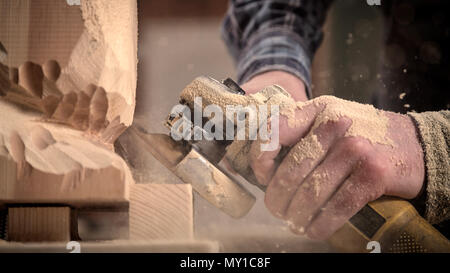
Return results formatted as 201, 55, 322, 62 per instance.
130, 184, 194, 240
8, 207, 71, 242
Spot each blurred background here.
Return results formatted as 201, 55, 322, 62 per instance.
133, 0, 384, 252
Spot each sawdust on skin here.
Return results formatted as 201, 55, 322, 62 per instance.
256, 88, 395, 148
242, 94, 393, 171
311, 171, 330, 198
298, 96, 394, 147
288, 134, 324, 169
182, 78, 395, 180
182, 78, 393, 147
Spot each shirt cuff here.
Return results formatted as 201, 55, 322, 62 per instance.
408, 111, 450, 225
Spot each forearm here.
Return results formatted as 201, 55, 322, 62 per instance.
408, 110, 450, 225
222, 0, 333, 99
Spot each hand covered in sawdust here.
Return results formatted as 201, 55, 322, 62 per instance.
245, 80, 425, 240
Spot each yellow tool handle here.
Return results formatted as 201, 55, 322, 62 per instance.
328, 197, 450, 253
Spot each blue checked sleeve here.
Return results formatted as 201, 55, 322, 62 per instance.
222, 0, 333, 99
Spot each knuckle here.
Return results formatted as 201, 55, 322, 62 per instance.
318, 115, 349, 131
335, 118, 351, 131
364, 156, 386, 174
338, 137, 371, 158
314, 117, 352, 140
362, 156, 389, 187
330, 117, 352, 133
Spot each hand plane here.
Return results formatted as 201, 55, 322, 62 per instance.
131, 76, 450, 253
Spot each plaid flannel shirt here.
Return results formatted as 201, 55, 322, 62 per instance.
222, 0, 333, 99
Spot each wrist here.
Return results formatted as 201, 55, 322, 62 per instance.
241, 71, 308, 102
404, 114, 426, 198
384, 113, 426, 199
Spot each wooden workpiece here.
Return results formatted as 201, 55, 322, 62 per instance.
0, 0, 137, 128
0, 0, 139, 243
0, 84, 133, 207
0, 0, 137, 208
0, 0, 210, 249
130, 184, 194, 240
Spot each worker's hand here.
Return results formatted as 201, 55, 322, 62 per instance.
241, 71, 308, 102
248, 95, 425, 240
222, 70, 308, 175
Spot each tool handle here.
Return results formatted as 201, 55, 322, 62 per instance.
328, 198, 450, 253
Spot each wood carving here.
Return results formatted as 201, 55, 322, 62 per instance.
0, 0, 137, 208
0, 0, 200, 246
